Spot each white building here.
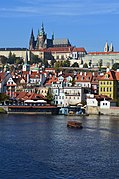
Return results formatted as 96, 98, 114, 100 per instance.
86, 94, 98, 107
100, 100, 110, 109
51, 84, 84, 107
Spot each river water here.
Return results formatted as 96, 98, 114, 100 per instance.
0, 114, 119, 179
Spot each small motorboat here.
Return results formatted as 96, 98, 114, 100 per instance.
67, 121, 83, 129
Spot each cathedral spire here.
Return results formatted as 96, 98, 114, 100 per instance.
109, 42, 114, 52
39, 22, 45, 36
104, 42, 109, 52
52, 32, 54, 40
29, 28, 35, 50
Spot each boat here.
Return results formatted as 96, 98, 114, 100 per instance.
67, 121, 83, 129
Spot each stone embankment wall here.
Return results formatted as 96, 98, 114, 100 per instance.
86, 106, 119, 116
86, 106, 99, 115
100, 107, 119, 116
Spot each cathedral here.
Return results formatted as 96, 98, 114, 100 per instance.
29, 23, 71, 50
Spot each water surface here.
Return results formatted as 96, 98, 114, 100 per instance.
0, 114, 119, 179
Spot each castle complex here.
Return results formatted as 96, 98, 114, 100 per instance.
0, 23, 119, 68
29, 23, 71, 50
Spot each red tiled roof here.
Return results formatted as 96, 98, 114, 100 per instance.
72, 47, 86, 52
16, 92, 46, 101
47, 47, 73, 52
75, 72, 93, 82
99, 70, 116, 81
45, 76, 58, 86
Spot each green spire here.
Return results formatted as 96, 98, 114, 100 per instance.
39, 22, 45, 36
52, 32, 54, 40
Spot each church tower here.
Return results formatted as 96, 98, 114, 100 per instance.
29, 29, 35, 50
109, 43, 114, 52
36, 23, 47, 49
104, 42, 109, 52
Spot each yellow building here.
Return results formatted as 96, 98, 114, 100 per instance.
99, 70, 117, 100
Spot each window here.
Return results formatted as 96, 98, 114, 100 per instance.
110, 88, 112, 92
61, 55, 64, 60
103, 102, 107, 106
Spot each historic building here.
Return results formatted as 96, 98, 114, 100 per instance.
29, 23, 71, 50
98, 70, 119, 100
29, 23, 87, 62
0, 23, 119, 67
82, 42, 119, 68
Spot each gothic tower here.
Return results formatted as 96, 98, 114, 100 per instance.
36, 23, 47, 49
109, 43, 114, 52
29, 29, 35, 50
104, 42, 109, 52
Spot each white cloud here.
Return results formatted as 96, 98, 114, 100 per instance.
0, 1, 119, 17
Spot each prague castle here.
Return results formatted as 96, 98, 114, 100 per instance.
29, 23, 71, 50
0, 23, 119, 68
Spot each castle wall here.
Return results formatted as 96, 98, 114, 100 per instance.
82, 53, 119, 68
0, 50, 30, 62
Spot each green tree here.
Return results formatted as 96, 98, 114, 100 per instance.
42, 59, 49, 68
7, 52, 16, 64
83, 63, 88, 68
15, 57, 23, 65
0, 55, 8, 65
112, 63, 119, 71
0, 93, 9, 102
30, 54, 42, 64
62, 59, 70, 67
46, 88, 54, 104
71, 62, 79, 67
54, 61, 61, 74
50, 57, 56, 67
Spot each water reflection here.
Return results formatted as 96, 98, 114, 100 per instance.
0, 114, 119, 178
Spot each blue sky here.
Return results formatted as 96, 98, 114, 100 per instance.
0, 0, 119, 52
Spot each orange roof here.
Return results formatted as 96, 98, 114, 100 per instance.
72, 47, 86, 52
47, 47, 73, 52
45, 76, 58, 86
99, 70, 116, 81
16, 92, 46, 101
75, 72, 93, 82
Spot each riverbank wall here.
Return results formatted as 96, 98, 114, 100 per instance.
86, 106, 119, 116
0, 105, 59, 115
